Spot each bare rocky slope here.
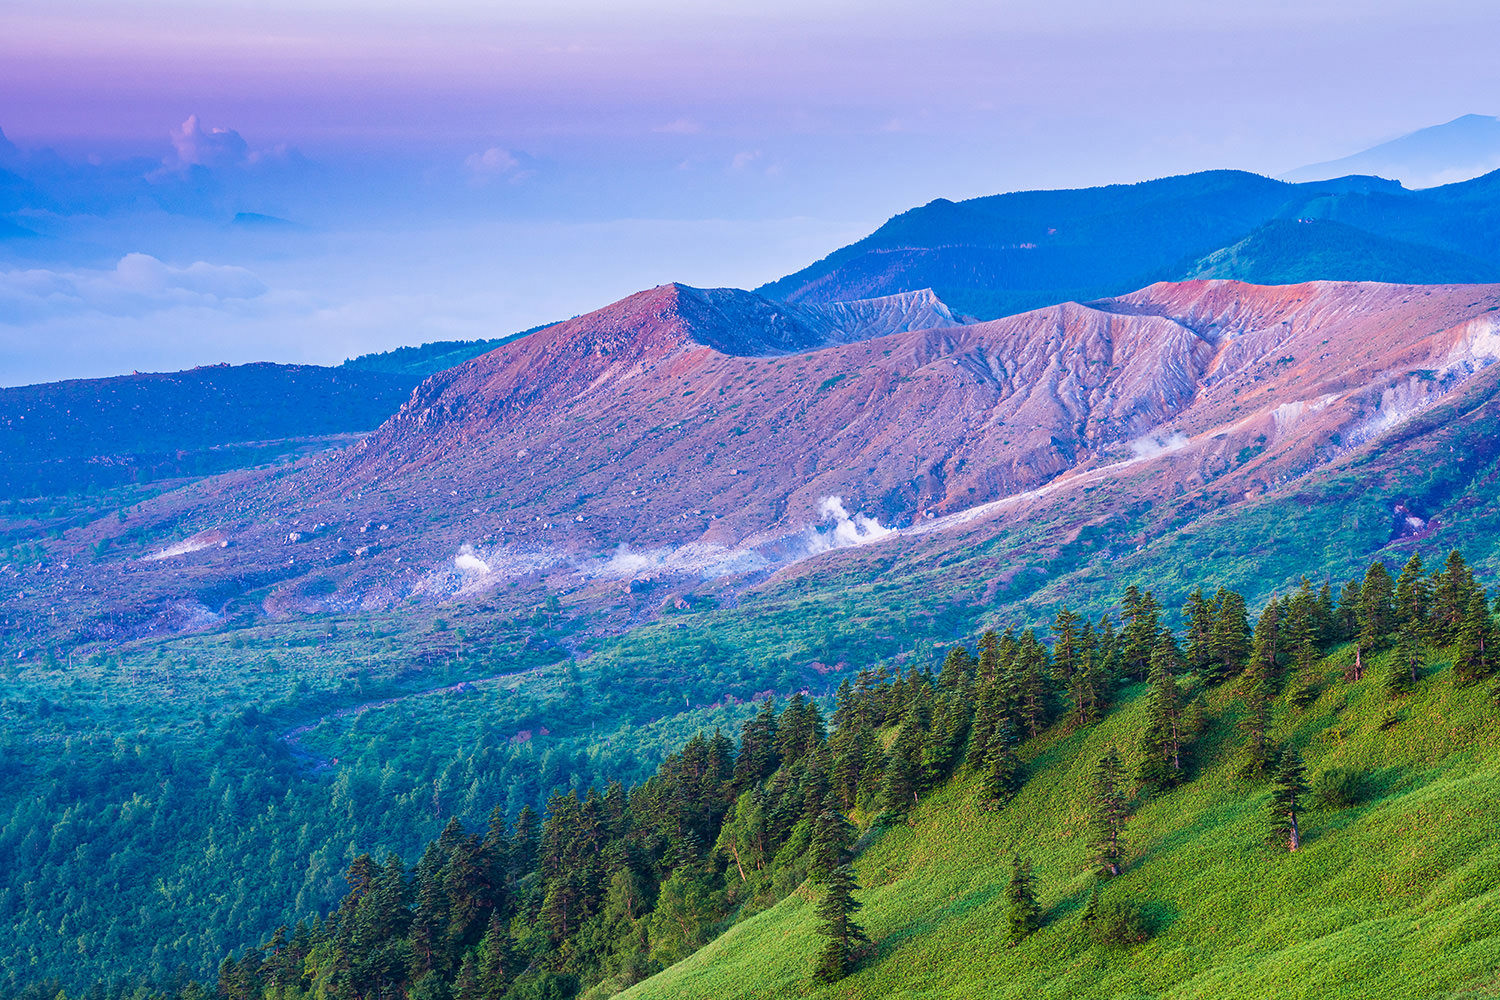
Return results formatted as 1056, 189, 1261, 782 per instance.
6, 279, 1500, 645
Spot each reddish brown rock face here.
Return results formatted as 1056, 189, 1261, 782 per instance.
12, 278, 1500, 640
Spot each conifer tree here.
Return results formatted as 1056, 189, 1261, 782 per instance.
977, 629, 1002, 687
1182, 588, 1216, 673
981, 722, 1021, 807
1088, 749, 1127, 877
1005, 855, 1041, 944
879, 725, 922, 817
1138, 633, 1188, 789
812, 863, 867, 983
1431, 550, 1479, 644
1248, 597, 1282, 688
1394, 553, 1429, 628
1237, 680, 1275, 781
1016, 634, 1053, 739
1120, 586, 1162, 681
809, 809, 856, 884
1455, 592, 1498, 684
1337, 578, 1363, 642
1267, 749, 1308, 852
938, 645, 977, 692
1356, 561, 1396, 673
1207, 589, 1251, 683
1386, 620, 1424, 698
1282, 580, 1320, 673
1065, 649, 1106, 730
1052, 607, 1085, 685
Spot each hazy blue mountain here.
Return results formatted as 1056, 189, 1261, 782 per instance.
1182, 217, 1500, 284
1283, 114, 1500, 189
761, 167, 1500, 318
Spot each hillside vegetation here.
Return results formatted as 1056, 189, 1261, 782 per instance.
37, 551, 1490, 1000
627, 645, 1500, 1000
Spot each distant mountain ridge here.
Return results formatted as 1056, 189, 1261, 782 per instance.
760, 168, 1500, 319
1283, 114, 1500, 189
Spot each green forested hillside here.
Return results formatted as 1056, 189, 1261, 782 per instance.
22, 552, 1492, 1000
626, 644, 1500, 1000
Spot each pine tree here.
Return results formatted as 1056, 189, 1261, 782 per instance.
1267, 749, 1308, 851
1248, 596, 1282, 688
1394, 553, 1430, 628
1005, 855, 1041, 944
1207, 589, 1251, 683
1237, 680, 1275, 781
1137, 633, 1188, 789
1455, 592, 1498, 684
1089, 749, 1127, 877
1386, 619, 1425, 697
1182, 588, 1216, 673
809, 809, 856, 884
812, 863, 868, 983
1357, 561, 1396, 669
980, 722, 1020, 807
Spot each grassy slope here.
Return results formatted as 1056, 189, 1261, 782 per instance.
623, 650, 1500, 1000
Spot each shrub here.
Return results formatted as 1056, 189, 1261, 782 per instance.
1312, 766, 1363, 809
1085, 896, 1150, 948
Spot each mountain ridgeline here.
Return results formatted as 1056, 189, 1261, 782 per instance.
132, 550, 1500, 1000
758, 168, 1500, 318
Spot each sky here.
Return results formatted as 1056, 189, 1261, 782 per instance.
3, 0, 1500, 384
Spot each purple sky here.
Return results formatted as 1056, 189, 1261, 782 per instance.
3, 0, 1500, 384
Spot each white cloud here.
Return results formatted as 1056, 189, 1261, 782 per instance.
0, 253, 266, 323
165, 114, 251, 170
730, 150, 763, 171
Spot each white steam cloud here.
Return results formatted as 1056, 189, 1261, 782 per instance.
1128, 431, 1190, 460
420, 496, 896, 598
805, 496, 892, 554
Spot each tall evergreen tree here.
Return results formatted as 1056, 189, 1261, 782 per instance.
1267, 749, 1308, 852
980, 722, 1021, 808
1431, 550, 1479, 644
1207, 589, 1251, 683
1052, 607, 1085, 685
809, 809, 857, 884
1138, 633, 1189, 789
1290, 580, 1321, 666
812, 863, 867, 983
1455, 592, 1498, 684
1005, 855, 1041, 944
1248, 596, 1283, 688
1387, 620, 1425, 698
1394, 554, 1430, 629
1120, 587, 1162, 681
1237, 680, 1276, 781
1182, 588, 1217, 673
1088, 749, 1127, 877
1355, 561, 1396, 677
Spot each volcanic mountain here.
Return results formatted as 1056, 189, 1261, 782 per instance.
22, 276, 1500, 645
